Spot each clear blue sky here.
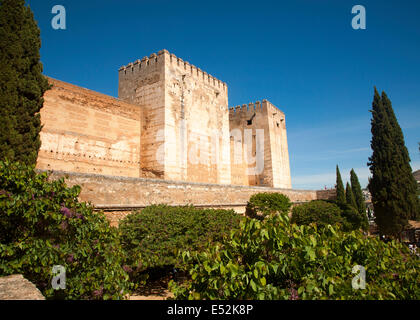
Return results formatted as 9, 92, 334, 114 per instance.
26, 0, 420, 189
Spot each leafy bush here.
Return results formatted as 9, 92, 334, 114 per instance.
245, 193, 292, 219
0, 161, 131, 299
119, 205, 240, 280
170, 214, 420, 300
291, 200, 367, 231
291, 200, 345, 229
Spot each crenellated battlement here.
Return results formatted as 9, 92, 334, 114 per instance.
229, 99, 285, 118
118, 49, 167, 74
166, 50, 227, 90
119, 49, 227, 90
229, 100, 267, 117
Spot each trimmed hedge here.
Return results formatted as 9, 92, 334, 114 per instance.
119, 205, 241, 280
0, 161, 131, 300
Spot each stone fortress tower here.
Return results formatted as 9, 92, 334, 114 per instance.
229, 101, 291, 188
118, 50, 231, 184
36, 50, 292, 189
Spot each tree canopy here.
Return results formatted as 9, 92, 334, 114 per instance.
0, 0, 50, 165
368, 88, 420, 238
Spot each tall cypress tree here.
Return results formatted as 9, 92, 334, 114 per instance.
368, 88, 420, 239
350, 169, 369, 231
368, 88, 393, 237
336, 165, 346, 205
0, 0, 50, 165
381, 92, 419, 221
345, 182, 357, 209
350, 169, 367, 215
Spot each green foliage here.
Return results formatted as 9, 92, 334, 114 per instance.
245, 193, 292, 219
345, 182, 357, 210
349, 170, 369, 231
291, 200, 367, 232
0, 0, 50, 165
119, 205, 240, 280
350, 169, 367, 217
170, 214, 420, 300
368, 88, 420, 238
337, 202, 368, 232
291, 200, 345, 229
336, 166, 346, 205
0, 161, 130, 299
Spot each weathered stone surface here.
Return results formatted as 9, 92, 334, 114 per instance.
37, 78, 141, 178
0, 275, 45, 300
44, 170, 335, 226
47, 170, 320, 205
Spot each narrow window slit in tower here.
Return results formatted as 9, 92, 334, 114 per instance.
247, 113, 256, 125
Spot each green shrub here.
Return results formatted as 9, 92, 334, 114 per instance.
119, 205, 241, 280
291, 200, 345, 229
246, 193, 292, 219
170, 214, 420, 300
337, 202, 369, 231
0, 160, 131, 299
291, 200, 367, 232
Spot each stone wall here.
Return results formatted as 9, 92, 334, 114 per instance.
37, 78, 141, 177
315, 188, 337, 201
45, 170, 330, 225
